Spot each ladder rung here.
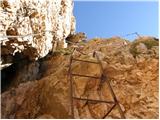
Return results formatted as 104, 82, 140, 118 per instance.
73, 97, 115, 104
72, 58, 99, 64
71, 73, 100, 79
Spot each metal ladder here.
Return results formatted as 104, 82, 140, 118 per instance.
68, 49, 125, 119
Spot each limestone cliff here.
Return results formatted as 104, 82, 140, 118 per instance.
1, 37, 159, 119
0, 0, 75, 67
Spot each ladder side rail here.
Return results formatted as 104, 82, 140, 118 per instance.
102, 103, 117, 119
94, 51, 125, 119
68, 56, 74, 118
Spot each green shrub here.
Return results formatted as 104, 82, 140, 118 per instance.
90, 38, 101, 41
129, 43, 140, 58
141, 40, 158, 49
78, 41, 86, 46
54, 48, 72, 55
129, 39, 159, 58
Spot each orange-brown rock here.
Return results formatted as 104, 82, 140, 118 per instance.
1, 37, 159, 119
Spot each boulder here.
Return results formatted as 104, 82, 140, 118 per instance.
136, 43, 148, 54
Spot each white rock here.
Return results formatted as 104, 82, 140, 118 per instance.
0, 0, 75, 61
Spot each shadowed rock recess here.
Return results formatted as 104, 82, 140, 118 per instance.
0, 0, 159, 119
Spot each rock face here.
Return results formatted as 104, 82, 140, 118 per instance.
1, 37, 159, 119
0, 0, 75, 66
1, 55, 72, 119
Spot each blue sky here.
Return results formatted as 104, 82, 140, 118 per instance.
73, 1, 158, 40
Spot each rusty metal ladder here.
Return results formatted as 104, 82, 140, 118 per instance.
68, 49, 125, 119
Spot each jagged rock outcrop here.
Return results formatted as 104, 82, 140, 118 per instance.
1, 37, 159, 119
0, 0, 75, 68
66, 32, 87, 43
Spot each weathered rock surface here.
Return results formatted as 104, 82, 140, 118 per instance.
1, 55, 71, 119
1, 37, 159, 119
0, 0, 75, 67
